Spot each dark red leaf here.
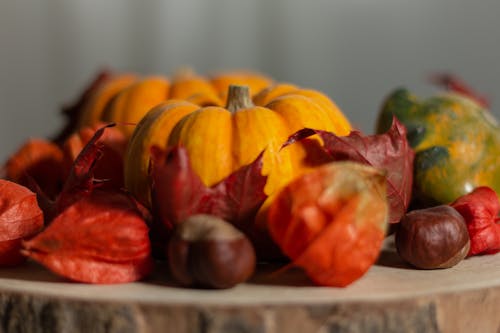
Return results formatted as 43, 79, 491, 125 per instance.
450, 186, 500, 256
284, 117, 414, 223
55, 123, 115, 213
207, 150, 267, 226
430, 73, 490, 109
150, 145, 268, 231
62, 122, 128, 191
150, 145, 207, 231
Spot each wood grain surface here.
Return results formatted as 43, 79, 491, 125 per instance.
0, 237, 499, 333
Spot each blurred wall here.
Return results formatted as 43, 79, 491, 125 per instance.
1, 0, 500, 161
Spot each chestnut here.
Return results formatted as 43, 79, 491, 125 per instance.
167, 214, 256, 289
395, 205, 470, 269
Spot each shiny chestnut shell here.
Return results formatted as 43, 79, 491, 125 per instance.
168, 214, 256, 289
395, 205, 470, 269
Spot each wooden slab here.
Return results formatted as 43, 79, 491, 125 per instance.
0, 237, 500, 333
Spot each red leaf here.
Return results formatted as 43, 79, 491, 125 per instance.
23, 189, 153, 284
430, 73, 490, 109
284, 117, 414, 223
208, 150, 267, 226
62, 122, 128, 190
150, 145, 268, 232
55, 123, 115, 213
450, 186, 500, 256
149, 145, 206, 231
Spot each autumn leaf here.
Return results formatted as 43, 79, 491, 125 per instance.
150, 145, 268, 232
55, 123, 114, 213
62, 122, 128, 191
284, 117, 414, 223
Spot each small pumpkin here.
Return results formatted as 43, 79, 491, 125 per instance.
125, 85, 352, 206
124, 100, 200, 205
71, 69, 274, 138
102, 76, 171, 137
376, 89, 500, 205
254, 83, 351, 135
76, 73, 137, 129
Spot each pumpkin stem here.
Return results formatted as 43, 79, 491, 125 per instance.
226, 85, 254, 112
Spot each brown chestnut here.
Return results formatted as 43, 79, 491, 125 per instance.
395, 205, 470, 269
167, 214, 256, 289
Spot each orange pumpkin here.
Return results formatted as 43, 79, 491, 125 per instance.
125, 85, 352, 207
76, 73, 137, 129
74, 69, 274, 138
125, 100, 201, 205
102, 76, 171, 137
254, 83, 351, 135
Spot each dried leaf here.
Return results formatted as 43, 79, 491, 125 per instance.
284, 117, 414, 223
150, 145, 267, 233
55, 123, 115, 213
62, 122, 127, 190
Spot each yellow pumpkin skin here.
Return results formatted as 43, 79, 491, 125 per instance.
253, 83, 299, 105
103, 76, 171, 137
77, 74, 137, 129
74, 69, 273, 138
169, 68, 223, 106
124, 100, 200, 205
167, 85, 351, 197
254, 84, 351, 136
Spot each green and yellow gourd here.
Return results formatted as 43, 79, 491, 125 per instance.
376, 89, 500, 206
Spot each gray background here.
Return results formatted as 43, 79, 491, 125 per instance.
1, 0, 499, 161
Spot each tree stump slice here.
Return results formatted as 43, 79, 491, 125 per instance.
0, 237, 499, 333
